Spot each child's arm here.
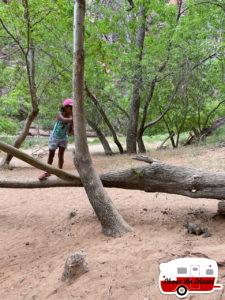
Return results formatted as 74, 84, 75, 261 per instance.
57, 112, 73, 123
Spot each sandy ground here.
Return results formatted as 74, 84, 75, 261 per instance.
1, 143, 225, 300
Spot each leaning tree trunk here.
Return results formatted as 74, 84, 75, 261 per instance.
126, 4, 146, 154
2, 108, 38, 166
1, 2, 39, 167
87, 118, 113, 155
85, 85, 124, 154
158, 132, 175, 149
137, 78, 157, 153
137, 130, 146, 153
73, 0, 131, 237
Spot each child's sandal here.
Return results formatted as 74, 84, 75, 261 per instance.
38, 172, 51, 181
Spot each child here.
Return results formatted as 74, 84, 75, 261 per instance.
39, 98, 74, 180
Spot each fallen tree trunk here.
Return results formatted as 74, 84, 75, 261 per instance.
1, 163, 225, 200
0, 141, 225, 201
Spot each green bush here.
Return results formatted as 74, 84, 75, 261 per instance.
0, 118, 18, 135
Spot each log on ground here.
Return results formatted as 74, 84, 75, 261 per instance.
1, 161, 225, 201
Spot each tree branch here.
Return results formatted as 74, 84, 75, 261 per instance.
32, 9, 53, 28
143, 77, 183, 131
180, 1, 225, 15
85, 84, 124, 153
203, 99, 225, 129
0, 17, 26, 56
106, 97, 129, 119
0, 141, 79, 182
191, 53, 217, 71
22, 0, 31, 57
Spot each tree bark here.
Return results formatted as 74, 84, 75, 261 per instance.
73, 0, 131, 237
137, 135, 146, 153
126, 4, 146, 154
87, 118, 113, 155
1, 148, 225, 202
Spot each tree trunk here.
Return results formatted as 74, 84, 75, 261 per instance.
161, 107, 177, 149
2, 109, 38, 166
1, 2, 39, 167
126, 4, 146, 154
137, 134, 146, 153
85, 85, 123, 154
1, 146, 225, 202
158, 132, 175, 149
1, 163, 225, 201
87, 118, 113, 155
137, 79, 157, 153
73, 0, 131, 237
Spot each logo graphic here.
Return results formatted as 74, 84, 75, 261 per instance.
159, 257, 222, 298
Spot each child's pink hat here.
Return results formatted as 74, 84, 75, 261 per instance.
63, 98, 74, 107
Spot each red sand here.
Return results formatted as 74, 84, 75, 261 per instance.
0, 145, 225, 299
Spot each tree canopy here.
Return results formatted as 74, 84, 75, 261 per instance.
0, 0, 224, 150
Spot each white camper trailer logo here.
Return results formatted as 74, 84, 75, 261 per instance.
159, 257, 222, 298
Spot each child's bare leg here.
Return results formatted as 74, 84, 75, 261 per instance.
39, 150, 55, 180
48, 150, 55, 165
58, 146, 65, 169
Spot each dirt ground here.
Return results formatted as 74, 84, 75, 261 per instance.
1, 143, 225, 300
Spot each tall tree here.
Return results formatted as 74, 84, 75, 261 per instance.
85, 85, 124, 153
73, 0, 131, 236
86, 117, 113, 155
126, 3, 146, 154
0, 0, 39, 167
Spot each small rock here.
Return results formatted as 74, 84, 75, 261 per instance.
61, 251, 89, 282
184, 222, 210, 237
68, 209, 77, 219
19, 278, 25, 283
25, 242, 30, 246
202, 228, 211, 238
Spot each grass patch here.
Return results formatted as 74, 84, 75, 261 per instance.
143, 132, 188, 146
87, 137, 101, 144
0, 136, 15, 145
143, 134, 168, 143
68, 136, 101, 144
0, 136, 49, 149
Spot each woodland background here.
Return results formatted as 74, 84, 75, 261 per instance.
0, 0, 224, 153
